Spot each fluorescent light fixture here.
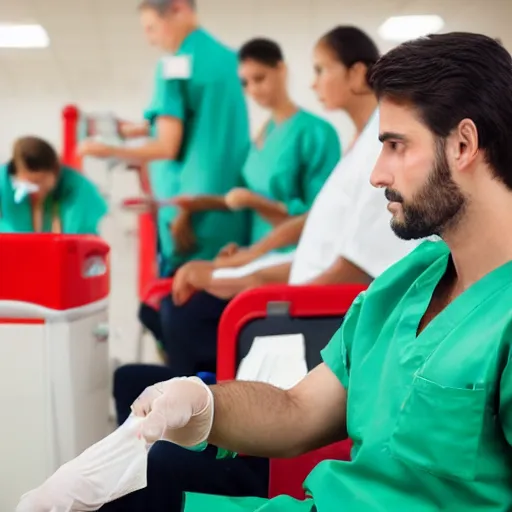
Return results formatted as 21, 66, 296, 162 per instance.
378, 15, 444, 42
0, 23, 50, 48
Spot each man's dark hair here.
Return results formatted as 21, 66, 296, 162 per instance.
321, 26, 380, 84
138, 0, 195, 15
239, 38, 284, 67
9, 136, 60, 175
370, 32, 512, 189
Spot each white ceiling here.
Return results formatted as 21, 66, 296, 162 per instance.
0, 0, 510, 109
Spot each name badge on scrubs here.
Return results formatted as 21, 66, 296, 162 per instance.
162, 55, 192, 79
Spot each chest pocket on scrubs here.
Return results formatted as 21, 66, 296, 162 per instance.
389, 374, 487, 481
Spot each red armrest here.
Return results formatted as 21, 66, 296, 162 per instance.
217, 283, 367, 381
141, 278, 173, 310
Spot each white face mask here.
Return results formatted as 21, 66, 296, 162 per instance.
11, 179, 40, 204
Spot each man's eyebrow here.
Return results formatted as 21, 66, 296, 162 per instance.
378, 132, 407, 143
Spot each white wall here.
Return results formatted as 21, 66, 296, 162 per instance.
1, 0, 510, 364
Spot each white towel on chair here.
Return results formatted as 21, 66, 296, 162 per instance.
236, 334, 308, 389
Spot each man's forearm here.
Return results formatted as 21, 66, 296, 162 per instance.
208, 381, 311, 458
110, 140, 178, 163
187, 195, 228, 213
205, 275, 255, 300
120, 121, 150, 138
249, 196, 288, 226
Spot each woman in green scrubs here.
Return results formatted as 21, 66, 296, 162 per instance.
78, 0, 250, 275
0, 136, 106, 235
174, 37, 340, 253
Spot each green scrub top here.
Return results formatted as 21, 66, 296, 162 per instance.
184, 239, 512, 511
144, 28, 250, 272
144, 58, 183, 268
0, 163, 107, 235
242, 110, 340, 248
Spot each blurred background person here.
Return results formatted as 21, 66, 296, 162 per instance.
0, 136, 106, 235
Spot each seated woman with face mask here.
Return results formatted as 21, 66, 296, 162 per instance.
0, 136, 107, 235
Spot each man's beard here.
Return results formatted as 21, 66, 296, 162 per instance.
385, 140, 466, 240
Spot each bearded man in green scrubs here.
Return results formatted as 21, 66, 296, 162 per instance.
130, 32, 512, 512
79, 0, 250, 274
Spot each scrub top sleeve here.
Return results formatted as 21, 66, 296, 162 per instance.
320, 292, 365, 389
144, 62, 186, 123
152, 78, 186, 121
288, 125, 341, 217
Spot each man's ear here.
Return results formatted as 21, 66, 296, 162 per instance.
450, 118, 479, 173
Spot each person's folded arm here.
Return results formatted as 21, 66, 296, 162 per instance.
175, 195, 229, 212
254, 213, 306, 252
206, 262, 291, 300
225, 188, 288, 226
213, 214, 306, 269
245, 194, 289, 226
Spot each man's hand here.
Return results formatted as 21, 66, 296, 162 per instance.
172, 261, 214, 306
216, 242, 239, 259
78, 139, 113, 159
225, 188, 258, 210
171, 209, 196, 255
133, 376, 214, 446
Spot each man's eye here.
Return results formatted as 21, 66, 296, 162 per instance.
387, 141, 402, 151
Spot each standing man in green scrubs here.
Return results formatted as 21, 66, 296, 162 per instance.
79, 0, 250, 274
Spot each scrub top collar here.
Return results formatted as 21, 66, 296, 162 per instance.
172, 26, 203, 55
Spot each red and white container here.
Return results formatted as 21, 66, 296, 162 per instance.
0, 234, 111, 509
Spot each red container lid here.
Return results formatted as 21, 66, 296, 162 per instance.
0, 234, 110, 311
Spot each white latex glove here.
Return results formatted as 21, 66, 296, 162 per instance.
16, 416, 147, 512
132, 376, 214, 447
